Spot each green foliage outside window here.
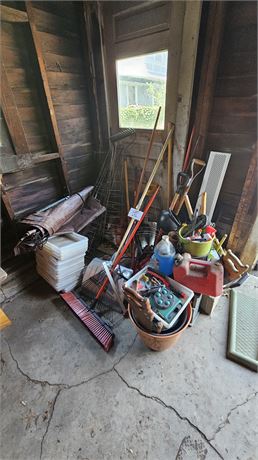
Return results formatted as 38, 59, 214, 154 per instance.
119, 81, 166, 129
146, 81, 166, 107
120, 105, 164, 129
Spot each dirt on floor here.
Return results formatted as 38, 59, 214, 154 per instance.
1, 278, 258, 460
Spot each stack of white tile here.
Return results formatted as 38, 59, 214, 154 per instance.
36, 233, 88, 292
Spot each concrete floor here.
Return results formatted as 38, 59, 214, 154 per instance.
1, 278, 258, 460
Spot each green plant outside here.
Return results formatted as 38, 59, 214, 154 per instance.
119, 105, 165, 129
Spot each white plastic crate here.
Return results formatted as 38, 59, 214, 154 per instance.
36, 232, 88, 291
36, 258, 84, 281
39, 233, 88, 260
37, 265, 83, 292
36, 252, 85, 279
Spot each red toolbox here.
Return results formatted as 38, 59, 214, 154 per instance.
173, 253, 224, 296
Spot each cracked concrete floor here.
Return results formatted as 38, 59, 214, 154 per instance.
1, 279, 258, 460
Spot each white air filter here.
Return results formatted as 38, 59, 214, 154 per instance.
195, 151, 231, 221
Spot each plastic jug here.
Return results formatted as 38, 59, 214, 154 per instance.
153, 235, 176, 276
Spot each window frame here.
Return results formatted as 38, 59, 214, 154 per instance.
115, 49, 169, 131
101, 1, 186, 137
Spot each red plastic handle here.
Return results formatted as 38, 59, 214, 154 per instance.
189, 260, 210, 267
189, 260, 209, 278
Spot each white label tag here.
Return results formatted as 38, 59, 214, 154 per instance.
128, 208, 143, 221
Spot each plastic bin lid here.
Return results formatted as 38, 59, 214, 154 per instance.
47, 234, 84, 248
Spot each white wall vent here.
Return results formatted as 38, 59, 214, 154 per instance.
195, 151, 231, 221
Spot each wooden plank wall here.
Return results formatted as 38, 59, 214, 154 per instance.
1, 4, 63, 218
31, 1, 94, 192
2, 20, 53, 155
1, 1, 95, 221
205, 1, 257, 236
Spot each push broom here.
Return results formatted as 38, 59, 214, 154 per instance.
61, 185, 160, 351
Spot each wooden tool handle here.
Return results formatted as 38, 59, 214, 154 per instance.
134, 106, 161, 206
115, 128, 174, 258
193, 159, 206, 166
167, 121, 174, 207
227, 249, 249, 269
169, 192, 179, 211
200, 192, 207, 215
174, 192, 187, 214
184, 195, 193, 220
124, 159, 130, 214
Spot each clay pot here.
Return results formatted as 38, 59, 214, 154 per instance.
128, 304, 192, 352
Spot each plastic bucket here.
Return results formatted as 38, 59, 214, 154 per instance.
179, 225, 214, 258
128, 304, 192, 351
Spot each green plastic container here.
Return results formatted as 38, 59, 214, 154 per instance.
178, 224, 214, 258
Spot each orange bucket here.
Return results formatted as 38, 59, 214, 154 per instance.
128, 304, 192, 351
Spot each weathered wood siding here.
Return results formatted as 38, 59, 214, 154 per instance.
205, 1, 257, 235
32, 1, 94, 192
1, 1, 95, 220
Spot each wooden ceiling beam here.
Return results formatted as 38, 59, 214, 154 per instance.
25, 1, 71, 194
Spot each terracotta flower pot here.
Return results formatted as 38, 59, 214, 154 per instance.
128, 304, 192, 352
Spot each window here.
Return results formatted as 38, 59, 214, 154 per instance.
116, 50, 168, 130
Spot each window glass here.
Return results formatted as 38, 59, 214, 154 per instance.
116, 50, 168, 129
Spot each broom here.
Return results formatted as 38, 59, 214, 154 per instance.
61, 186, 160, 351
60, 291, 114, 352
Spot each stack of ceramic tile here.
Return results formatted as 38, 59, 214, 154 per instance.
36, 233, 88, 292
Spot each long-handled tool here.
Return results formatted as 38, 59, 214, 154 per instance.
61, 187, 160, 352
124, 158, 130, 214
169, 158, 206, 219
133, 107, 161, 207
115, 126, 174, 260
92, 186, 161, 307
182, 125, 195, 172
200, 192, 207, 215
167, 121, 174, 207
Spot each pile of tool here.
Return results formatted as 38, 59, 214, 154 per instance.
60, 107, 249, 351
20, 106, 249, 352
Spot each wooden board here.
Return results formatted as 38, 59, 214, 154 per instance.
0, 64, 30, 155
1, 4, 28, 23
215, 75, 257, 98
113, 2, 170, 43
2, 21, 53, 155
190, 1, 257, 247
44, 52, 84, 74
228, 147, 257, 257
38, 30, 81, 57
26, 1, 71, 193
209, 112, 256, 134
30, 6, 79, 38
2, 162, 63, 219
1, 0, 95, 224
